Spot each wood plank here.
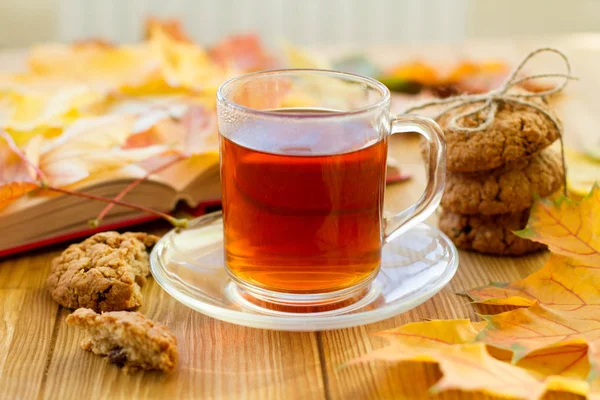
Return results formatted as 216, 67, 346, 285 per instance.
0, 249, 60, 399
42, 268, 326, 400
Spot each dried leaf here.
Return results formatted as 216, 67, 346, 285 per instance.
28, 41, 155, 92
37, 115, 167, 186
493, 344, 590, 397
0, 181, 38, 210
477, 303, 600, 392
384, 61, 439, 86
516, 184, 600, 265
465, 254, 600, 316
121, 104, 218, 155
148, 22, 228, 92
0, 135, 34, 184
0, 84, 104, 131
209, 34, 276, 72
478, 304, 599, 360
353, 320, 557, 399
564, 147, 600, 198
466, 184, 600, 313
144, 17, 192, 43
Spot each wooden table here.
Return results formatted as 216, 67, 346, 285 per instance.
1, 37, 598, 399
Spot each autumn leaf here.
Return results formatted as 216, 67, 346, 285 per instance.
0, 182, 38, 210
465, 184, 600, 313
564, 147, 600, 198
514, 344, 590, 394
28, 41, 155, 93
351, 319, 583, 399
35, 115, 168, 187
0, 133, 35, 184
119, 102, 218, 156
144, 17, 192, 43
477, 303, 599, 361
148, 22, 229, 93
0, 83, 105, 131
476, 302, 600, 393
465, 254, 600, 316
209, 34, 277, 72
516, 184, 600, 265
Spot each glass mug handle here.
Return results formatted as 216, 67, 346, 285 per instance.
384, 114, 447, 244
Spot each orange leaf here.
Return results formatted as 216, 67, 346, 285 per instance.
385, 61, 439, 86
0, 182, 37, 210
144, 17, 192, 43
516, 184, 600, 265
209, 34, 277, 72
0, 135, 35, 184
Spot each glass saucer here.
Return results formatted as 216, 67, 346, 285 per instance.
150, 212, 459, 331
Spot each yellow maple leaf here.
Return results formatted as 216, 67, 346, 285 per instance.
465, 254, 600, 316
147, 21, 230, 94
476, 303, 600, 393
517, 184, 600, 265
28, 41, 156, 93
564, 147, 600, 198
352, 319, 589, 398
357, 184, 600, 399
0, 84, 105, 131
466, 184, 600, 312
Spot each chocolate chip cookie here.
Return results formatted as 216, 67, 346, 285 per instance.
66, 308, 178, 373
442, 148, 563, 215
438, 96, 561, 173
47, 232, 159, 312
439, 209, 546, 255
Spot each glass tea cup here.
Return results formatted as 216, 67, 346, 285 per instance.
216, 69, 445, 307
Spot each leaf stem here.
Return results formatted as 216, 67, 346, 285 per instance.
93, 151, 186, 226
46, 185, 188, 228
0, 130, 48, 185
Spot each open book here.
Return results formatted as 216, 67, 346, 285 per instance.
0, 156, 221, 257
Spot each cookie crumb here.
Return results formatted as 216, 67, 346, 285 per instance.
66, 308, 178, 374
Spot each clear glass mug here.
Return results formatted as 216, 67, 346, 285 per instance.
217, 69, 446, 306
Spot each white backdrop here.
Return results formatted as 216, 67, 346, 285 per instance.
57, 0, 468, 47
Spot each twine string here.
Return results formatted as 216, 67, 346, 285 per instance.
403, 48, 578, 194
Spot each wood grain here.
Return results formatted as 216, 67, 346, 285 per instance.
1, 37, 597, 399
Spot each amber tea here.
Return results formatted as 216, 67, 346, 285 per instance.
221, 109, 388, 294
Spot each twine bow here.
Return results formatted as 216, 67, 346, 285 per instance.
404, 48, 578, 194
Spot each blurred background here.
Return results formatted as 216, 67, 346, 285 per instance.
0, 0, 599, 48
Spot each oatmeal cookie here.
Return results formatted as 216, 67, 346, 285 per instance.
66, 308, 178, 373
442, 148, 563, 215
438, 95, 561, 172
439, 209, 546, 255
47, 232, 159, 312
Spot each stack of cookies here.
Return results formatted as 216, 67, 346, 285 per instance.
436, 97, 564, 256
